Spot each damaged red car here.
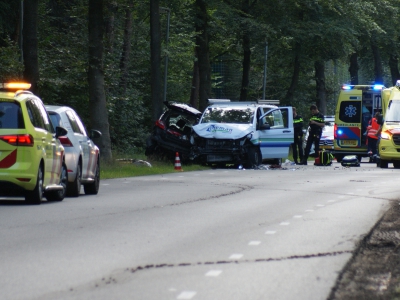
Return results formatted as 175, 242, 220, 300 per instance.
145, 101, 202, 161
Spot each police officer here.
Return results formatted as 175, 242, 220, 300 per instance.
301, 105, 325, 165
291, 107, 304, 164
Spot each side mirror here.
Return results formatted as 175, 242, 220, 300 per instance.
55, 126, 68, 138
90, 129, 102, 139
260, 123, 270, 130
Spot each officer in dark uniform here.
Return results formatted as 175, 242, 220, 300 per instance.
301, 105, 325, 165
291, 107, 304, 164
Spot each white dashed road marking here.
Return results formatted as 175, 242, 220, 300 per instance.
248, 241, 261, 246
280, 222, 290, 226
229, 253, 243, 260
205, 270, 222, 277
293, 215, 302, 218
265, 230, 276, 235
177, 291, 197, 299
305, 209, 314, 212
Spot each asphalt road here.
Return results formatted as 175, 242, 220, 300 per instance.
0, 160, 398, 300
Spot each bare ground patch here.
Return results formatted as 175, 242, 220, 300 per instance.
329, 200, 400, 300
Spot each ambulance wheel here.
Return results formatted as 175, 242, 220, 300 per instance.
378, 159, 389, 168
246, 146, 261, 168
335, 155, 343, 163
393, 161, 400, 169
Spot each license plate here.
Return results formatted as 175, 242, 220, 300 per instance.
341, 140, 357, 146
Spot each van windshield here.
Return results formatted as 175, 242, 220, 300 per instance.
385, 101, 400, 122
201, 107, 255, 124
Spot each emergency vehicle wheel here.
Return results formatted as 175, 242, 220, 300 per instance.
378, 159, 389, 168
393, 161, 400, 169
335, 155, 343, 162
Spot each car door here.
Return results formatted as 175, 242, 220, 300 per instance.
258, 107, 294, 159
26, 99, 60, 186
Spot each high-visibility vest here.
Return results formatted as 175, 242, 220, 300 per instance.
367, 118, 379, 139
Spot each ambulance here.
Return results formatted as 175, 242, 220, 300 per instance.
333, 84, 384, 162
377, 81, 400, 168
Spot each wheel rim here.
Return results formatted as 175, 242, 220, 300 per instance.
38, 167, 43, 198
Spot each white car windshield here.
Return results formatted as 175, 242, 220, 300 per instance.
201, 107, 254, 124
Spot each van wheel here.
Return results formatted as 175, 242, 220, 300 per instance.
246, 146, 261, 168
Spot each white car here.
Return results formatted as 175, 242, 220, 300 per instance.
46, 105, 101, 197
303, 116, 334, 156
191, 100, 294, 167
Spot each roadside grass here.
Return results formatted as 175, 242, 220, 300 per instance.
100, 149, 309, 180
100, 153, 210, 179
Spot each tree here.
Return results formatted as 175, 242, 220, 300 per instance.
150, 0, 162, 122
88, 0, 112, 161
23, 0, 39, 94
195, 0, 212, 111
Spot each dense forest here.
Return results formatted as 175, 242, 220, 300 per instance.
0, 0, 399, 159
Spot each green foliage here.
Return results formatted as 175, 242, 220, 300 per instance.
0, 0, 398, 154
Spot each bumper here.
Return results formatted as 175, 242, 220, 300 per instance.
379, 140, 400, 161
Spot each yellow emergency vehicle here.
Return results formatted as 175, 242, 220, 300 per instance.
377, 81, 400, 168
333, 84, 384, 162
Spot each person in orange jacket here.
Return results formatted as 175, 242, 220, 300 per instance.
366, 111, 380, 162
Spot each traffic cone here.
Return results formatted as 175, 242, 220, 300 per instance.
174, 152, 183, 171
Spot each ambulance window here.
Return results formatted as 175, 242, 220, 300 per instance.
339, 101, 361, 123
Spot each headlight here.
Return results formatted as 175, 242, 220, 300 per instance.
381, 131, 391, 140
246, 133, 253, 140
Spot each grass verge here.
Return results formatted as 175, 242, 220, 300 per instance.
100, 153, 210, 179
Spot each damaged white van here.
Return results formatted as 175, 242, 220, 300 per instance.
190, 100, 294, 167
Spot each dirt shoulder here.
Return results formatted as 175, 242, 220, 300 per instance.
328, 199, 400, 299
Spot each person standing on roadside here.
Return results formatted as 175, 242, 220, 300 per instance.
291, 107, 304, 164
300, 105, 325, 165
366, 111, 380, 162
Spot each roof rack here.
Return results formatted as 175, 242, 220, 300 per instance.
257, 99, 280, 105
208, 99, 231, 104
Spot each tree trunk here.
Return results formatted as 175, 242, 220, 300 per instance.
371, 39, 383, 84
189, 49, 200, 109
119, 7, 133, 92
389, 54, 400, 86
239, 0, 251, 101
195, 0, 212, 111
88, 0, 112, 161
22, 0, 39, 95
315, 60, 326, 114
283, 43, 301, 104
150, 0, 163, 121
105, 2, 118, 54
348, 53, 358, 85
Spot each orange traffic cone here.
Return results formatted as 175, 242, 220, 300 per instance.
174, 152, 183, 171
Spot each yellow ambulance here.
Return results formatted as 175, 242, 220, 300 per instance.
377, 81, 400, 168
333, 84, 384, 162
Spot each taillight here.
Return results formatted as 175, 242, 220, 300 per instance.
0, 134, 34, 146
334, 124, 337, 139
155, 120, 166, 130
58, 136, 74, 147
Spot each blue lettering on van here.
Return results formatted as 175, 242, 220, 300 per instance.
345, 105, 357, 118
206, 125, 233, 134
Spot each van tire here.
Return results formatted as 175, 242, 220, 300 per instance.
246, 146, 261, 168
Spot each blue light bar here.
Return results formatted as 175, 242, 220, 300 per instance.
342, 85, 353, 90
373, 84, 385, 90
